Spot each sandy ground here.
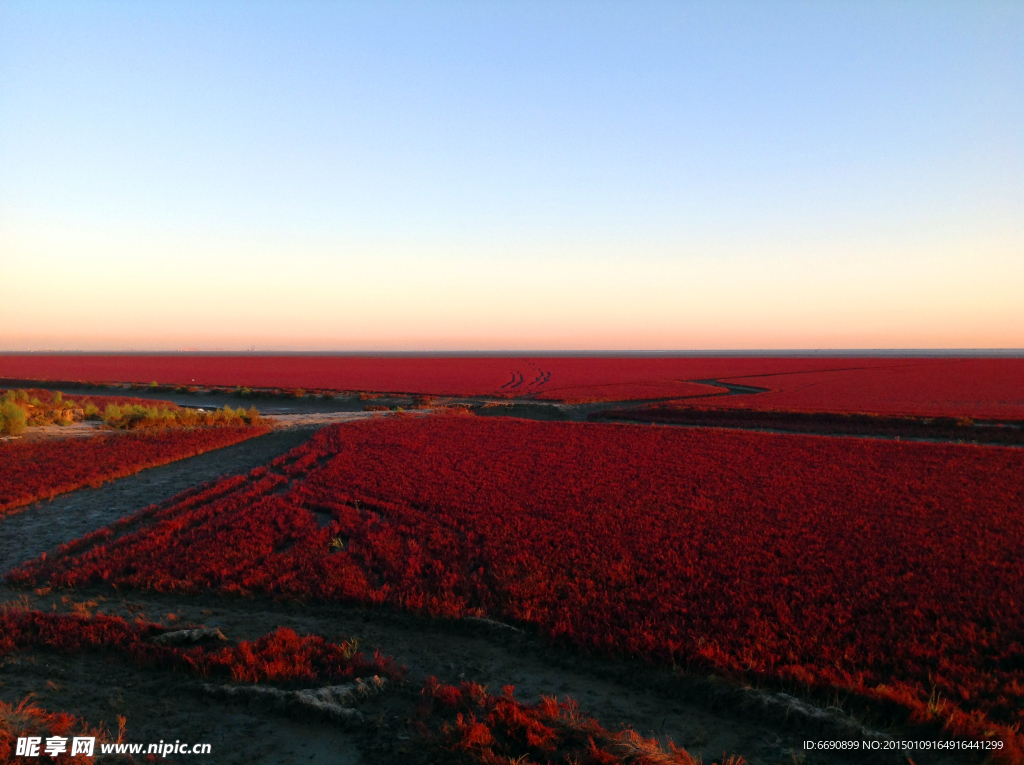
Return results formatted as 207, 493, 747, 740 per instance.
263, 411, 384, 428
3, 420, 108, 442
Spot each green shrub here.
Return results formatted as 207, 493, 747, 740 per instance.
98, 402, 263, 430
0, 401, 27, 435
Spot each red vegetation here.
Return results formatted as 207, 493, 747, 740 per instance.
0, 426, 270, 517
533, 380, 724, 404
683, 359, 1024, 419
417, 677, 717, 765
11, 417, 1023, 756
0, 697, 123, 765
3, 354, 1022, 417
0, 609, 404, 685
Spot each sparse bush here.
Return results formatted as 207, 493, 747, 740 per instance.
0, 401, 27, 435
99, 402, 263, 430
1, 390, 89, 430
417, 678, 708, 765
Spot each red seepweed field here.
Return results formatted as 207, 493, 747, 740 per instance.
3, 354, 1022, 763
2, 353, 1023, 417
676, 358, 1024, 419
10, 415, 1023, 760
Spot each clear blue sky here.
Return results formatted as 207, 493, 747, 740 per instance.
1, 1, 1021, 350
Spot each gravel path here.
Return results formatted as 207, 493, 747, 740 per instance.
263, 411, 382, 427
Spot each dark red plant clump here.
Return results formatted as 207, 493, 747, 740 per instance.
0, 609, 404, 685
2, 354, 1022, 417
416, 677, 720, 765
0, 697, 126, 765
10, 417, 1024, 758
0, 425, 270, 517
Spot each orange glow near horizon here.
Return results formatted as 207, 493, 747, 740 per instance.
1, 220, 1021, 351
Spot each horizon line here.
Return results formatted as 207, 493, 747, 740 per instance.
3, 349, 1024, 358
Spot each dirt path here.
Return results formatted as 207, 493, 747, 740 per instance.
691, 377, 772, 395
1, 420, 108, 442
263, 411, 382, 428
0, 425, 321, 575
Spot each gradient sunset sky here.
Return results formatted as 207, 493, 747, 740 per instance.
1, 1, 1021, 351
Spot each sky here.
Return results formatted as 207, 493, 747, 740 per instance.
1, 1, 1022, 351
